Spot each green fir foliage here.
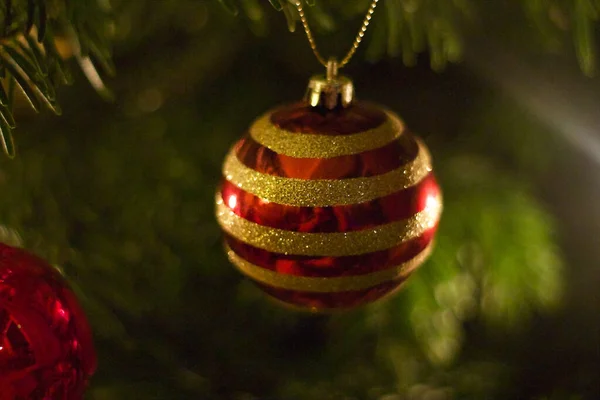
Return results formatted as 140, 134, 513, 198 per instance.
0, 0, 111, 157
222, 0, 600, 74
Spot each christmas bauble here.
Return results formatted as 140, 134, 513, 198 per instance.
216, 75, 442, 311
0, 243, 96, 399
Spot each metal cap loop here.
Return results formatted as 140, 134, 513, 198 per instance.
305, 74, 354, 110
326, 58, 339, 80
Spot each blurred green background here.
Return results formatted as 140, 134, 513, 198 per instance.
0, 1, 599, 399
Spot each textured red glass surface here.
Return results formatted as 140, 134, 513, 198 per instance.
0, 243, 96, 400
270, 101, 387, 135
236, 134, 418, 179
226, 228, 435, 278
219, 101, 442, 310
257, 278, 408, 309
221, 173, 439, 233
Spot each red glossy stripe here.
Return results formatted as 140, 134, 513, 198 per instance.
256, 278, 407, 309
220, 173, 440, 233
235, 134, 419, 179
270, 101, 387, 135
225, 227, 435, 278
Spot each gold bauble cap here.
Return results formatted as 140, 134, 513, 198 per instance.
304, 59, 354, 110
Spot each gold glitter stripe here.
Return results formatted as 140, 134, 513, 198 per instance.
215, 194, 442, 256
249, 110, 404, 158
225, 242, 433, 292
223, 139, 432, 207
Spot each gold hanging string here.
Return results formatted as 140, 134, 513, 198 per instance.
294, 0, 380, 69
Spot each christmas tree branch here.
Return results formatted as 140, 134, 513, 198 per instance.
0, 0, 112, 158
218, 0, 600, 75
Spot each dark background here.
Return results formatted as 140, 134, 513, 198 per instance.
0, 1, 598, 399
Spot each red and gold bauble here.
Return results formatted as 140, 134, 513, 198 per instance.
0, 242, 96, 399
216, 75, 442, 311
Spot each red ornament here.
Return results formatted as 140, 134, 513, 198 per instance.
216, 77, 442, 311
0, 243, 96, 399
